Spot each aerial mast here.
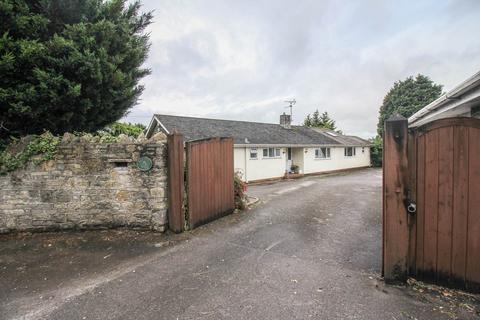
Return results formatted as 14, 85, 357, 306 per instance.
284, 98, 296, 121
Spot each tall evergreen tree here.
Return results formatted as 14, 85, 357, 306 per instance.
318, 111, 336, 131
303, 109, 338, 131
0, 0, 152, 139
312, 110, 320, 126
377, 74, 442, 136
303, 114, 312, 127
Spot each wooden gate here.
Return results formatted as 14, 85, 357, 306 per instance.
168, 135, 235, 231
383, 116, 480, 292
186, 137, 235, 228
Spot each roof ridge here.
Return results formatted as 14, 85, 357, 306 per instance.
151, 114, 370, 145
155, 113, 286, 126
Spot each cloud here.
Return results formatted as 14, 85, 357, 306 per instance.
125, 0, 480, 138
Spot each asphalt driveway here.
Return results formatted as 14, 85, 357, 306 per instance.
1, 168, 478, 319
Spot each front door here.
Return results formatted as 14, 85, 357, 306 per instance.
286, 147, 292, 172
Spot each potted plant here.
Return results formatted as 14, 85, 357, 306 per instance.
291, 164, 300, 174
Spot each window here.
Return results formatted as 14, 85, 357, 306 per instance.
262, 147, 281, 158
326, 131, 338, 137
250, 148, 258, 159
344, 147, 356, 157
315, 147, 331, 159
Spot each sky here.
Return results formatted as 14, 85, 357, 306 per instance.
123, 0, 480, 138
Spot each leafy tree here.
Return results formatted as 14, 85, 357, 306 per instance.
377, 74, 442, 136
304, 109, 338, 131
0, 0, 153, 140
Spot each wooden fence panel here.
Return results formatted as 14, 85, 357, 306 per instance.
186, 137, 234, 229
167, 133, 185, 233
467, 127, 480, 289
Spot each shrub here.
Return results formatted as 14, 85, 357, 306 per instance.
101, 122, 146, 138
370, 136, 383, 167
234, 174, 247, 210
0, 132, 60, 175
290, 164, 299, 173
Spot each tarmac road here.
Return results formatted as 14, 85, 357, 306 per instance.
1, 168, 478, 319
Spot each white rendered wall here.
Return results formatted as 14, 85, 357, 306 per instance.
234, 147, 287, 182
234, 146, 370, 182
234, 147, 246, 179
302, 147, 370, 174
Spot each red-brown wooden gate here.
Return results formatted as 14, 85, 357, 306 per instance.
186, 137, 235, 229
168, 135, 235, 231
411, 118, 480, 290
383, 116, 480, 292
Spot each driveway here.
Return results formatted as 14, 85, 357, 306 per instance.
1, 168, 478, 319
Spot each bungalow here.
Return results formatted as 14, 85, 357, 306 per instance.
145, 113, 371, 182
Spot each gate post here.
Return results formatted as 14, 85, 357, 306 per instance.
383, 114, 409, 282
167, 132, 184, 233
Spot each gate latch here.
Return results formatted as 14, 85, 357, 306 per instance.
407, 202, 417, 215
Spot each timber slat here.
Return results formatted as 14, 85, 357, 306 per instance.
423, 129, 439, 279
452, 125, 469, 285
437, 127, 454, 283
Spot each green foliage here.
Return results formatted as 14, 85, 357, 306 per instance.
377, 74, 443, 136
102, 122, 145, 137
0, 132, 60, 174
369, 136, 383, 167
0, 0, 153, 139
0, 121, 145, 174
304, 110, 338, 131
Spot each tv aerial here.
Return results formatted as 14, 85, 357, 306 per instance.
284, 98, 296, 120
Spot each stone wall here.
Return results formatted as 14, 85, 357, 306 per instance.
0, 139, 168, 233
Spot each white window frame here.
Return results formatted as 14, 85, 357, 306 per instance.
344, 147, 356, 157
262, 147, 281, 159
314, 147, 331, 159
249, 148, 258, 159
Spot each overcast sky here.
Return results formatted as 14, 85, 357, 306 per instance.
123, 0, 480, 138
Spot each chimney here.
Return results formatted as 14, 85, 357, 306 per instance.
280, 112, 291, 129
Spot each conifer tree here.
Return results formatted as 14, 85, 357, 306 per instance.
0, 0, 153, 138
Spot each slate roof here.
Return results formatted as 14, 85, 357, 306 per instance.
310, 128, 371, 146
151, 114, 369, 146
